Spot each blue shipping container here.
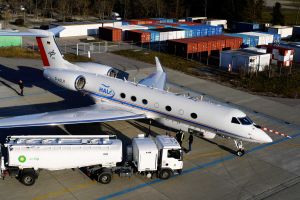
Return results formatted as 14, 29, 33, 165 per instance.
225, 33, 259, 47
231, 22, 264, 32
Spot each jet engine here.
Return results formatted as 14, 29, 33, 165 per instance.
75, 62, 120, 78
43, 68, 88, 91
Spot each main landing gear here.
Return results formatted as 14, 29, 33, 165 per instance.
234, 140, 245, 157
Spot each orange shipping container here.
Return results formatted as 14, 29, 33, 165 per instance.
99, 27, 122, 42
125, 30, 150, 43
167, 35, 243, 56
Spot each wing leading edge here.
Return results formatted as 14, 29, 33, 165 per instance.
138, 57, 167, 90
0, 104, 145, 129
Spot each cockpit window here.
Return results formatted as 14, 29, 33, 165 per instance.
238, 116, 253, 125
231, 117, 240, 124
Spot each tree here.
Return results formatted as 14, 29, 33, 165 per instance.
271, 2, 285, 25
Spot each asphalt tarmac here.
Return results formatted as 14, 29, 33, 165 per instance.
0, 56, 299, 200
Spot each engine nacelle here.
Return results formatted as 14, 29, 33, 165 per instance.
75, 62, 119, 78
43, 68, 87, 91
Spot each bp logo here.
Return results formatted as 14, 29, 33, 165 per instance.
18, 155, 26, 163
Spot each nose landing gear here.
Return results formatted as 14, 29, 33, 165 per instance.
234, 140, 245, 156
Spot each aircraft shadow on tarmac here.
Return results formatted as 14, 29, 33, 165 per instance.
199, 137, 237, 155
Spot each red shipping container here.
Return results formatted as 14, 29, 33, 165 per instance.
167, 35, 243, 56
125, 30, 150, 43
99, 27, 122, 42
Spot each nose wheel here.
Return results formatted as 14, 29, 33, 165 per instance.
234, 140, 245, 157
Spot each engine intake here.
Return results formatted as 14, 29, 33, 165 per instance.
75, 76, 86, 90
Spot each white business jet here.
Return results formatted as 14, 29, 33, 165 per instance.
0, 27, 272, 156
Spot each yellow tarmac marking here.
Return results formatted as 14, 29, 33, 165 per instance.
32, 181, 97, 200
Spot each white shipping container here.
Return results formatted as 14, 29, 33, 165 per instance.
278, 43, 300, 62
120, 25, 149, 31
132, 136, 158, 172
177, 30, 185, 39
102, 23, 114, 27
159, 32, 168, 41
241, 32, 274, 45
206, 19, 227, 29
245, 47, 267, 53
268, 26, 293, 39
220, 50, 271, 72
5, 135, 122, 170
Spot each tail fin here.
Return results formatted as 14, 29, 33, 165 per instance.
0, 27, 73, 69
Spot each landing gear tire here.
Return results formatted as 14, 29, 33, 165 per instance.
97, 172, 112, 184
234, 140, 245, 157
237, 149, 245, 157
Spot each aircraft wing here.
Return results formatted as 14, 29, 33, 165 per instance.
138, 57, 167, 90
0, 104, 145, 129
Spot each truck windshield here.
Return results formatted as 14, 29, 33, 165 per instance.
168, 149, 182, 160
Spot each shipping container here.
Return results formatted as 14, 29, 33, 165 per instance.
259, 44, 294, 67
225, 33, 259, 47
99, 27, 122, 42
127, 19, 158, 25
268, 26, 293, 39
230, 21, 265, 32
0, 36, 22, 47
167, 35, 242, 56
144, 30, 160, 42
149, 28, 185, 42
125, 30, 151, 43
205, 19, 227, 29
241, 32, 274, 45
276, 42, 300, 63
186, 17, 207, 22
292, 26, 300, 38
220, 49, 271, 72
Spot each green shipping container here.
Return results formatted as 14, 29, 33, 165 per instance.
0, 36, 22, 47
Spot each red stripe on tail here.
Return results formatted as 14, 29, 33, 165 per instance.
36, 37, 50, 67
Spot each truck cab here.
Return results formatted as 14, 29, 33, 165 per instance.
155, 135, 183, 179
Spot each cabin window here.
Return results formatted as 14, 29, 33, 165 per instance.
238, 116, 253, 125
165, 106, 172, 112
142, 99, 148, 105
191, 113, 197, 119
231, 117, 240, 124
120, 93, 126, 99
131, 96, 137, 102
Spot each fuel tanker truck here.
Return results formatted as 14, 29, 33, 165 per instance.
0, 134, 183, 186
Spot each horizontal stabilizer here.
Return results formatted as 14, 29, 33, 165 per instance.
0, 26, 65, 38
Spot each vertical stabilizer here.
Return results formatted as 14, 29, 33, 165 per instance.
30, 28, 69, 68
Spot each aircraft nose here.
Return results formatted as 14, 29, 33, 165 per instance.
254, 129, 273, 143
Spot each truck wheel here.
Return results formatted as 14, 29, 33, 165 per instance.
159, 169, 172, 180
21, 172, 36, 186
98, 173, 112, 184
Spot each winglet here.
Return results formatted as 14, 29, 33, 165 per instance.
155, 57, 164, 72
